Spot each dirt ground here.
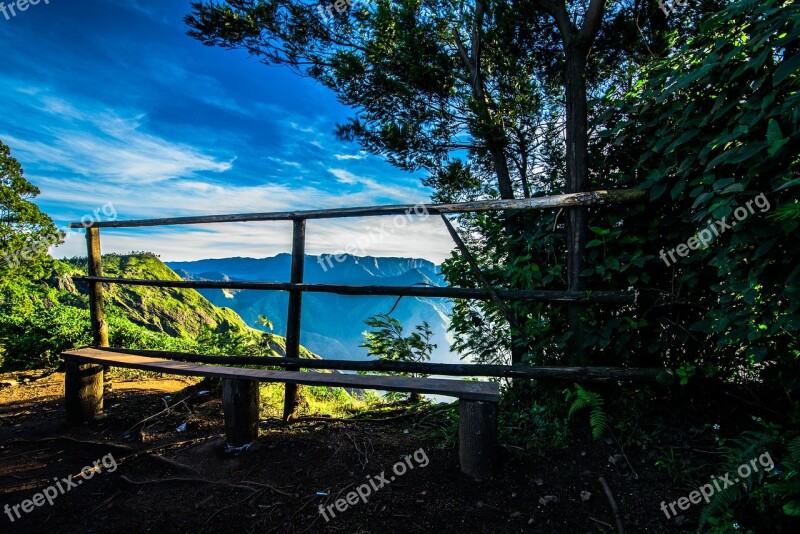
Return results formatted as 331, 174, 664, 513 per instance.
0, 370, 707, 533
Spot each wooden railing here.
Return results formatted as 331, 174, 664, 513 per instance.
72, 189, 667, 419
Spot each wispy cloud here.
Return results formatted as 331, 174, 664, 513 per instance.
334, 153, 367, 161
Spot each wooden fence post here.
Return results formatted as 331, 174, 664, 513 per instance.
283, 219, 305, 421
86, 227, 109, 348
65, 227, 108, 423
222, 379, 260, 446
459, 400, 497, 480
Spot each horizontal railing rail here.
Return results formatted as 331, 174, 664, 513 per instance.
97, 347, 671, 382
73, 276, 638, 304
69, 189, 645, 228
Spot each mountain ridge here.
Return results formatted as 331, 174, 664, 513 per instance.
166, 254, 457, 363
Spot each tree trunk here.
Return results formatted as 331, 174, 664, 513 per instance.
564, 48, 589, 366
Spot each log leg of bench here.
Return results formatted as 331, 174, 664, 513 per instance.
222, 379, 260, 446
65, 361, 104, 424
459, 400, 497, 480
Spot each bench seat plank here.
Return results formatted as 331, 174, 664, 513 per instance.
61, 347, 500, 402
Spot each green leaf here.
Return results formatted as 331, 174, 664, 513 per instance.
767, 119, 790, 156
720, 183, 745, 195
650, 181, 668, 201
589, 227, 610, 236
774, 53, 800, 85
783, 499, 800, 516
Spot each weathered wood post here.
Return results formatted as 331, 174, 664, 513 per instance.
459, 400, 498, 480
65, 227, 108, 423
65, 360, 104, 424
222, 379, 260, 446
86, 227, 110, 349
282, 218, 306, 421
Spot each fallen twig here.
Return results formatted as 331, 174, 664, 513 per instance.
589, 516, 614, 529
609, 431, 639, 480
122, 397, 192, 436
204, 488, 266, 525
120, 475, 259, 493
90, 490, 121, 513
239, 480, 293, 497
598, 476, 624, 534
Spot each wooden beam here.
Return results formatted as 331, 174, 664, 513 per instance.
459, 400, 497, 480
61, 348, 501, 402
72, 276, 638, 304
69, 190, 645, 229
283, 219, 305, 421
85, 228, 109, 348
87, 348, 673, 382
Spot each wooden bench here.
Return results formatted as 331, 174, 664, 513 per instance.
61, 347, 500, 479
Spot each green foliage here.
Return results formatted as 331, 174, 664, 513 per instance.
499, 380, 571, 451
360, 313, 435, 376
0, 139, 62, 285
593, 0, 800, 386
360, 313, 435, 402
565, 383, 610, 440
771, 436, 800, 516
691, 421, 800, 532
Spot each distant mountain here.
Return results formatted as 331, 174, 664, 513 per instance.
167, 255, 457, 363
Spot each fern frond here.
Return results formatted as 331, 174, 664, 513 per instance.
567, 384, 609, 440
788, 436, 800, 464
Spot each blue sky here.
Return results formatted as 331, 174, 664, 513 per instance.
0, 0, 453, 262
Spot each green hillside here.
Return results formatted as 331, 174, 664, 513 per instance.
0, 253, 317, 369
68, 253, 248, 338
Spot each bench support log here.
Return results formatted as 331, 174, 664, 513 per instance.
65, 361, 104, 424
459, 400, 497, 480
222, 378, 260, 446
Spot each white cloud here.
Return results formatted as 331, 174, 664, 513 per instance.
327, 168, 426, 202
52, 216, 454, 265
334, 153, 367, 161
1, 95, 233, 184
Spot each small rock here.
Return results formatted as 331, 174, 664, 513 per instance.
528, 518, 534, 525
533, 478, 544, 486
510, 511, 522, 518
538, 495, 558, 506
580, 490, 592, 502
